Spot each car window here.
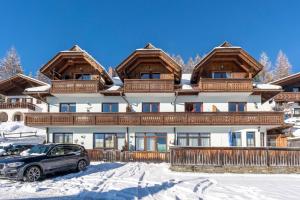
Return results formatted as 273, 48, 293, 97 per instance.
50, 146, 65, 156
64, 146, 82, 155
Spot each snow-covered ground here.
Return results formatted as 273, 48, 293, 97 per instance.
0, 162, 299, 200
0, 122, 46, 144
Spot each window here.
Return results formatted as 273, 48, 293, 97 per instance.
185, 102, 202, 112
8, 98, 20, 103
53, 133, 73, 144
75, 74, 91, 80
293, 87, 300, 92
260, 132, 265, 147
36, 99, 42, 104
294, 108, 300, 116
142, 103, 159, 112
141, 73, 160, 79
177, 133, 210, 147
228, 102, 246, 112
22, 98, 33, 103
102, 103, 119, 112
135, 133, 167, 152
93, 133, 125, 150
246, 132, 255, 147
230, 132, 242, 146
60, 103, 76, 112
212, 72, 230, 79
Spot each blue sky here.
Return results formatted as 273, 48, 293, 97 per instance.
0, 0, 300, 74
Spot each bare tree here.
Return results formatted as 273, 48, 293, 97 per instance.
256, 52, 273, 83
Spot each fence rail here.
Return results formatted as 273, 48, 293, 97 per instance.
170, 147, 300, 167
87, 150, 170, 162
1, 131, 37, 138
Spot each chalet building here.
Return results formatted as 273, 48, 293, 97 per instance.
24, 43, 285, 151
268, 73, 300, 146
0, 74, 48, 123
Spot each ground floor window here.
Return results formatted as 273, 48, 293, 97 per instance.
93, 133, 125, 150
177, 133, 210, 147
12, 112, 23, 121
246, 132, 255, 147
230, 132, 242, 146
53, 133, 73, 144
135, 133, 167, 152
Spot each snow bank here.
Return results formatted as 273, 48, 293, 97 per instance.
0, 122, 46, 144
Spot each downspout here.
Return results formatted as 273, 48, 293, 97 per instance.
120, 92, 132, 112
173, 91, 178, 146
120, 91, 132, 151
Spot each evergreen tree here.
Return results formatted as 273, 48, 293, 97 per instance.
273, 50, 292, 80
256, 52, 273, 83
0, 47, 23, 80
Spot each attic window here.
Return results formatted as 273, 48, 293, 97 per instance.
141, 73, 160, 79
75, 74, 91, 80
212, 72, 231, 79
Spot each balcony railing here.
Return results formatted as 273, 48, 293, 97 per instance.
124, 79, 174, 93
25, 112, 284, 126
51, 80, 102, 93
273, 92, 300, 102
0, 102, 36, 111
199, 78, 253, 92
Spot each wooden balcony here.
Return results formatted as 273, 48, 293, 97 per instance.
25, 112, 284, 127
51, 80, 102, 94
124, 79, 174, 93
0, 102, 36, 111
199, 78, 253, 92
273, 92, 300, 102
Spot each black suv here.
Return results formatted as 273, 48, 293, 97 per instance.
0, 144, 90, 182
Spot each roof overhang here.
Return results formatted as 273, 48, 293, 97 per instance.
40, 45, 113, 85
116, 44, 182, 83
252, 88, 283, 103
191, 45, 263, 84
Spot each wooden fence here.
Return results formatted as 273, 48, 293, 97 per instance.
170, 147, 300, 167
87, 150, 170, 162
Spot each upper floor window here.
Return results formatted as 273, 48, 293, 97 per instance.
230, 132, 242, 146
228, 102, 246, 112
142, 103, 159, 112
22, 98, 33, 103
246, 132, 255, 147
60, 103, 76, 112
185, 102, 202, 112
75, 74, 91, 80
212, 72, 231, 79
8, 98, 20, 103
141, 73, 160, 79
102, 103, 118, 112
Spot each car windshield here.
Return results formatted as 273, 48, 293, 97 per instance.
27, 145, 51, 156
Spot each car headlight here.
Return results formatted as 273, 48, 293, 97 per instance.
7, 162, 24, 168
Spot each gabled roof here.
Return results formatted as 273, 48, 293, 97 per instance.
270, 72, 300, 86
116, 43, 182, 82
40, 45, 113, 85
0, 74, 48, 95
191, 42, 263, 83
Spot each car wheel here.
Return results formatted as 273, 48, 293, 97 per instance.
77, 160, 87, 171
25, 166, 42, 182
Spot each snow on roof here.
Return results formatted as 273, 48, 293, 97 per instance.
254, 83, 282, 90
107, 76, 123, 91
181, 74, 192, 89
24, 84, 51, 93
269, 72, 300, 84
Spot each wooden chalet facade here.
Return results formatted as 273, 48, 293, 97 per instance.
0, 74, 48, 122
24, 42, 285, 153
